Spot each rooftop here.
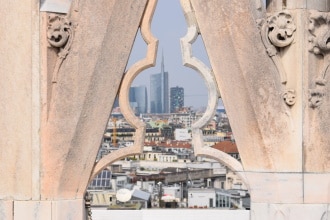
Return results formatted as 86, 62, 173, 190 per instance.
211, 141, 238, 154
92, 209, 249, 220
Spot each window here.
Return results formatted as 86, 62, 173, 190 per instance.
209, 198, 213, 208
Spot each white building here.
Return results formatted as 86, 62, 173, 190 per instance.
188, 188, 244, 209
162, 185, 182, 201
188, 188, 216, 208
174, 128, 191, 141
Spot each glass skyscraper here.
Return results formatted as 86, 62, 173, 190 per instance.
150, 54, 169, 113
129, 85, 148, 114
170, 86, 184, 113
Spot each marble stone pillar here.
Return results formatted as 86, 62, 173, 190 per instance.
189, 0, 330, 219
0, 0, 148, 219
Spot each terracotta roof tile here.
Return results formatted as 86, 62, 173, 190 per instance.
211, 141, 238, 154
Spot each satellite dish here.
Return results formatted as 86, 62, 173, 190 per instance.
116, 189, 132, 202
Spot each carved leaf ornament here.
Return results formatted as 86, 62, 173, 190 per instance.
268, 11, 296, 48
260, 11, 297, 106
308, 10, 330, 108
47, 15, 71, 48
308, 11, 330, 55
282, 89, 296, 106
47, 14, 74, 83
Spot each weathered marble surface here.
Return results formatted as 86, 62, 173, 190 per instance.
267, 0, 330, 11
191, 0, 300, 172
0, 0, 148, 218
189, 0, 330, 219
0, 0, 37, 201
41, 0, 148, 199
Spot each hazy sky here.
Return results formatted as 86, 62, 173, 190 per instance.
128, 0, 211, 109
128, 0, 266, 109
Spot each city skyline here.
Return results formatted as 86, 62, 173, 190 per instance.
127, 0, 212, 109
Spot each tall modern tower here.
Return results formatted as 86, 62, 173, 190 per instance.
170, 86, 184, 113
129, 85, 148, 114
150, 53, 169, 113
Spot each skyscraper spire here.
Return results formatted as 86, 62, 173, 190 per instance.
150, 49, 169, 114
161, 49, 164, 73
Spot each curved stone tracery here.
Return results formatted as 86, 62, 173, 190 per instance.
180, 0, 246, 183
90, 0, 158, 179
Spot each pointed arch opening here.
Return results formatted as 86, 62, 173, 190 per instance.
86, 0, 251, 213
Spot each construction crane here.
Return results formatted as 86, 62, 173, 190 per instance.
111, 117, 117, 147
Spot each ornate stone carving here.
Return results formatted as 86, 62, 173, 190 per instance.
283, 89, 296, 106
309, 78, 326, 108
259, 11, 297, 107
47, 14, 74, 83
308, 10, 330, 108
267, 11, 296, 48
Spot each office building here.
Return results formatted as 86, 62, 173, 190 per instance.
129, 85, 148, 114
170, 86, 184, 113
150, 54, 169, 113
